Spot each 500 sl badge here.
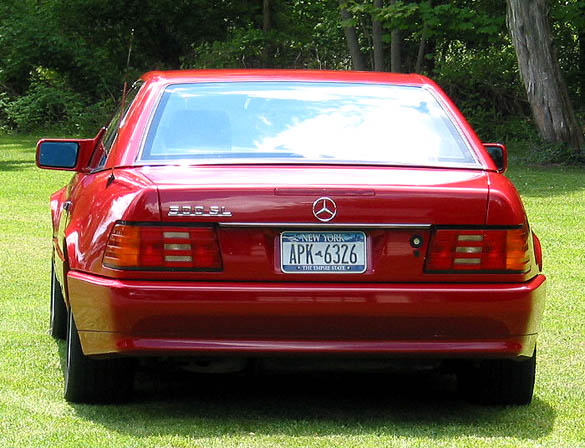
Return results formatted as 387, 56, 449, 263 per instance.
168, 205, 232, 217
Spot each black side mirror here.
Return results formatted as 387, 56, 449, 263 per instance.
483, 143, 508, 173
37, 141, 80, 170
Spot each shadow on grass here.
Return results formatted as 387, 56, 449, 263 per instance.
63, 353, 556, 442
0, 135, 39, 146
0, 159, 34, 171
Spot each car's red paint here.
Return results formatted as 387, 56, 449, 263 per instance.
533, 232, 543, 271
39, 70, 546, 404
61, 169, 161, 275
68, 270, 544, 357
56, 163, 541, 285
486, 172, 529, 225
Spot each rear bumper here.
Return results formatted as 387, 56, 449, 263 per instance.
67, 271, 546, 358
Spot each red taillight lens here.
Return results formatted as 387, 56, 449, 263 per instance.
103, 223, 222, 270
532, 232, 543, 271
425, 227, 531, 273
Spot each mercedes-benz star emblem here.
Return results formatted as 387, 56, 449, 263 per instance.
312, 197, 337, 222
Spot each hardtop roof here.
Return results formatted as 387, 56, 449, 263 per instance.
140, 69, 430, 87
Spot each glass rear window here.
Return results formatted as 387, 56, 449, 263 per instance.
140, 82, 479, 168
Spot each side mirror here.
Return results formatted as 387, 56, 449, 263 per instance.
37, 141, 79, 170
36, 128, 106, 172
483, 143, 508, 174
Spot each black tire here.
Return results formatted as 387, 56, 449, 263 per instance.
458, 350, 536, 405
64, 309, 135, 404
50, 261, 68, 340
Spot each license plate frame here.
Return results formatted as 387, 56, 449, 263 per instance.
280, 231, 367, 274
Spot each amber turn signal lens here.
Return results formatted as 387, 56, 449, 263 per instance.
506, 227, 530, 271
103, 224, 141, 268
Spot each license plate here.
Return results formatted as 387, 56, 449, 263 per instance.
280, 231, 366, 273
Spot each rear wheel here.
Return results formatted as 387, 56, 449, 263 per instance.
50, 260, 67, 340
458, 351, 536, 405
64, 310, 135, 404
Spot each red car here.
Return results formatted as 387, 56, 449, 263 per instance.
38, 70, 545, 405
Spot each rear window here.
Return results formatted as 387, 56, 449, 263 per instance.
139, 82, 479, 168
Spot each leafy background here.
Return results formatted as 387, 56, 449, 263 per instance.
1, 0, 584, 158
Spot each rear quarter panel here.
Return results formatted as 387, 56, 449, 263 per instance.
486, 172, 529, 225
63, 170, 160, 273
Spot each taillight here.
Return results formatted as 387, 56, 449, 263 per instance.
103, 223, 222, 270
425, 227, 531, 273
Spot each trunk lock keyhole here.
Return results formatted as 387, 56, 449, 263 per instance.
410, 235, 424, 248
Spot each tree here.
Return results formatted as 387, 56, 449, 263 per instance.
372, 0, 384, 71
389, 0, 401, 72
507, 0, 585, 158
339, 0, 367, 70
1, 0, 583, 157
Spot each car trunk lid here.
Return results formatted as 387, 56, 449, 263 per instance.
137, 164, 489, 282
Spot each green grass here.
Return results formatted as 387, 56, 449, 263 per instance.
1, 135, 584, 447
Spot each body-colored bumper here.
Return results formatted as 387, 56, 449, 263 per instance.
67, 271, 546, 358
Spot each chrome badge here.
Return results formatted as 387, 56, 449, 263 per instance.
312, 197, 337, 222
168, 205, 232, 217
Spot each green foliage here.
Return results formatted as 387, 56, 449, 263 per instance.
185, 28, 270, 69
183, 0, 347, 70
3, 69, 84, 133
354, 0, 419, 31
434, 42, 534, 142
550, 0, 585, 108
0, 0, 582, 164
0, 92, 10, 133
1, 68, 113, 135
516, 140, 585, 166
343, 0, 507, 73
417, 0, 506, 43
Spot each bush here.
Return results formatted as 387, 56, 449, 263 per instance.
0, 91, 11, 134
75, 97, 116, 135
184, 28, 268, 69
434, 42, 538, 143
1, 67, 112, 135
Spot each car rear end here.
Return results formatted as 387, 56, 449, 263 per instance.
68, 165, 544, 358
54, 71, 546, 404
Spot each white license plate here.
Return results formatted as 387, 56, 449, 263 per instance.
280, 231, 366, 273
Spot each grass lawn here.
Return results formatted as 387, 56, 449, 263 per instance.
0, 134, 584, 448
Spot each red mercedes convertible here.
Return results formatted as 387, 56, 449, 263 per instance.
37, 70, 546, 405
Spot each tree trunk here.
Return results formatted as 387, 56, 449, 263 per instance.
390, 0, 401, 72
415, 23, 427, 74
339, 0, 367, 70
373, 0, 384, 71
263, 0, 271, 33
507, 0, 584, 156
